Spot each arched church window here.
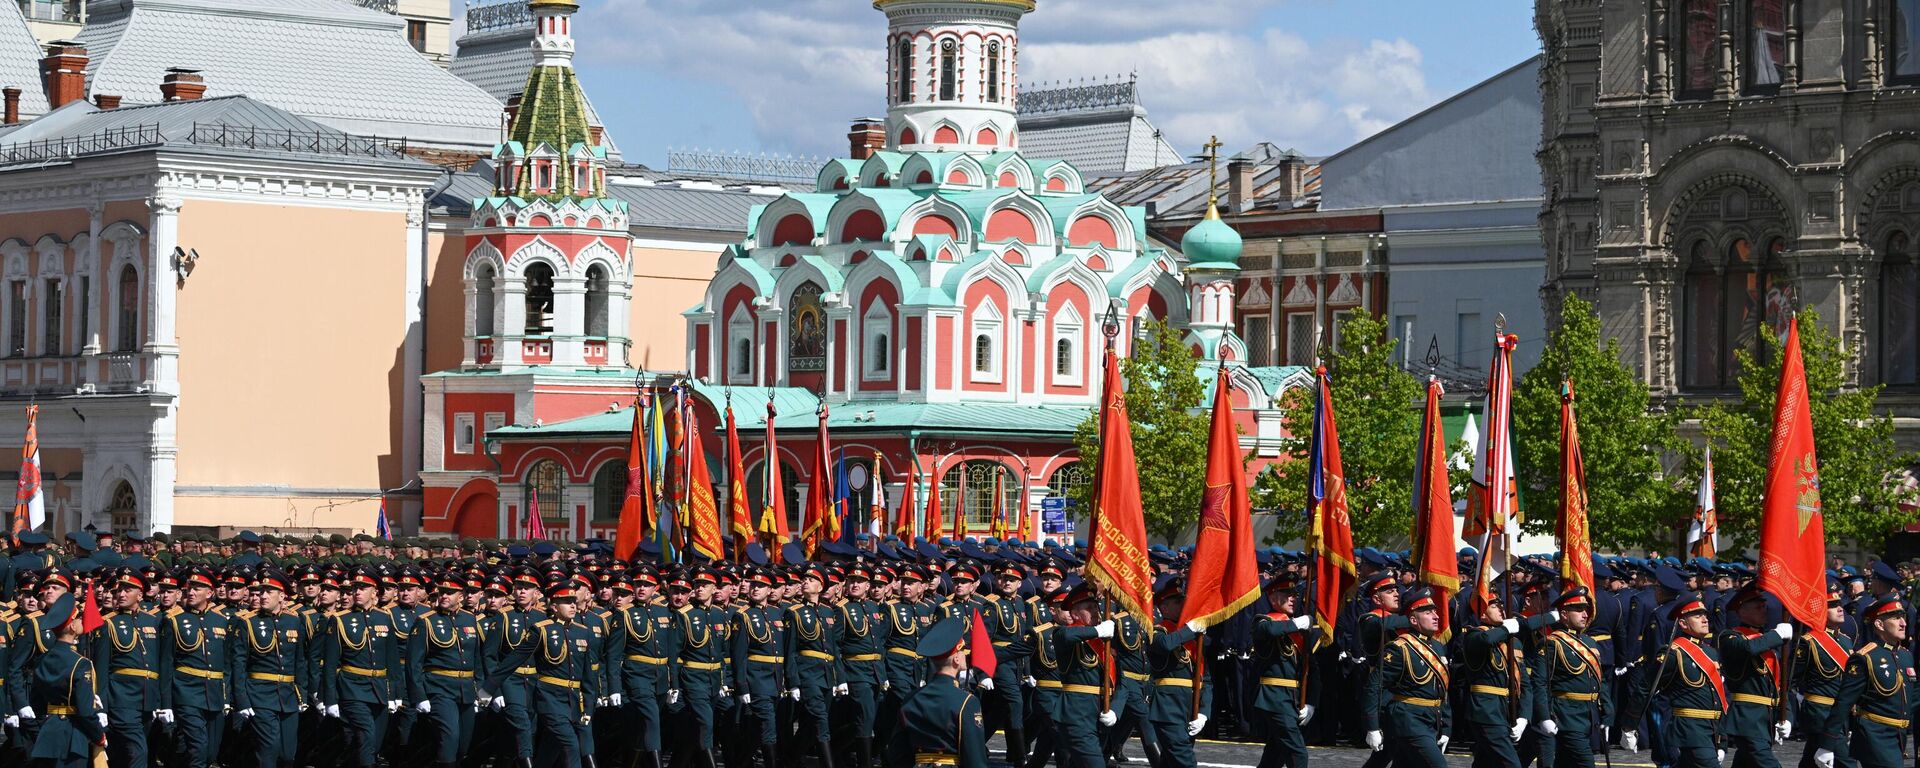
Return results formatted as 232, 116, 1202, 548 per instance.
1679, 0, 1717, 99
584, 264, 609, 338
898, 38, 914, 102
591, 460, 626, 523
939, 460, 1021, 534
524, 459, 565, 528
1683, 236, 1789, 389
475, 264, 496, 337
939, 39, 957, 101
1884, 231, 1918, 385
1055, 337, 1074, 376
1745, 0, 1787, 93
524, 262, 555, 337
974, 333, 993, 373
116, 264, 138, 352
107, 480, 137, 535
987, 41, 1001, 102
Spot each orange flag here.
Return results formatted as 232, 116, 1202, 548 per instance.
759, 400, 790, 543
725, 407, 754, 553
613, 403, 648, 561
923, 467, 943, 544
896, 469, 917, 540
1557, 379, 1594, 595
1179, 366, 1262, 631
1085, 347, 1155, 633
1306, 367, 1355, 650
683, 411, 724, 561
802, 404, 833, 557
1411, 376, 1459, 640
1759, 316, 1826, 629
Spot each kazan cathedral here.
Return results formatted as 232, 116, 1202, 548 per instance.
421, 0, 1309, 544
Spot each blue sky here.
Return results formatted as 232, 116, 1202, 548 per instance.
541, 0, 1542, 167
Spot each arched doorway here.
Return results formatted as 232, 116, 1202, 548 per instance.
451, 484, 500, 538
105, 480, 137, 534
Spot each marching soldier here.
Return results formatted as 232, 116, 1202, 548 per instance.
159, 569, 232, 768
1538, 587, 1610, 768
1055, 584, 1115, 768
1023, 588, 1068, 768
836, 565, 887, 768
1146, 577, 1210, 768
1250, 575, 1314, 768
1378, 590, 1451, 768
26, 592, 104, 768
406, 575, 479, 768
787, 565, 842, 767
530, 580, 597, 768
731, 567, 785, 768
881, 617, 987, 768
1358, 572, 1409, 757
322, 567, 399, 768
610, 570, 671, 768
1460, 589, 1548, 768
1791, 585, 1852, 768
669, 569, 727, 768
1717, 585, 1793, 768
879, 564, 933, 752
232, 569, 308, 768
490, 569, 547, 768
1101, 591, 1156, 767
95, 569, 161, 768
1813, 596, 1913, 768
1618, 592, 1726, 768
978, 562, 1030, 766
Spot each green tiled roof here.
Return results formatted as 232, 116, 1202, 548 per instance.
505, 64, 592, 198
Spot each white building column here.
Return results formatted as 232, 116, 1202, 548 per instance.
148, 412, 177, 533
612, 272, 632, 366
550, 275, 586, 366
146, 193, 182, 394
498, 276, 526, 365
80, 201, 103, 359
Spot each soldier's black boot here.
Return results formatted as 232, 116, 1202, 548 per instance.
697, 748, 719, 768
584, 757, 599, 768
853, 737, 872, 768
1140, 738, 1166, 768
1007, 728, 1027, 765
814, 740, 835, 768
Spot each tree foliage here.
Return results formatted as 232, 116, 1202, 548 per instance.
1254, 313, 1425, 546
1071, 319, 1211, 541
1692, 310, 1917, 551
1512, 293, 1691, 551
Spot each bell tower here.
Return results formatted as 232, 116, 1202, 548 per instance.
876, 0, 1032, 153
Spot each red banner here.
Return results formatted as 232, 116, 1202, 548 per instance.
896, 468, 917, 540
684, 411, 724, 561
968, 606, 998, 677
1759, 316, 1826, 629
1412, 377, 1459, 640
613, 403, 648, 561
725, 407, 753, 552
1558, 379, 1594, 595
759, 400, 790, 542
1179, 366, 1262, 631
1307, 367, 1355, 650
1085, 347, 1155, 632
924, 466, 943, 544
802, 405, 833, 557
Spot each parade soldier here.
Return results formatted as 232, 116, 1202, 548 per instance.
159, 569, 232, 768
531, 580, 597, 768
95, 569, 160, 768
12, 570, 69, 758
882, 617, 987, 768
1102, 591, 1158, 767
1055, 584, 1117, 768
1146, 577, 1212, 768
730, 568, 785, 768
668, 569, 727, 768
610, 570, 671, 768
1813, 596, 1915, 768
232, 570, 309, 768
878, 564, 934, 753
407, 575, 480, 768
1250, 574, 1314, 768
27, 593, 104, 768
1023, 588, 1069, 768
786, 565, 843, 767
1538, 587, 1611, 768
1461, 589, 1553, 768
1717, 585, 1794, 768
488, 569, 547, 768
1791, 585, 1852, 768
1358, 572, 1409, 757
1619, 592, 1727, 768
322, 567, 399, 768
835, 565, 887, 768
978, 562, 1030, 766
1377, 590, 1451, 768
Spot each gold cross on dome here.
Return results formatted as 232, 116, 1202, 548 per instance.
1201, 135, 1224, 209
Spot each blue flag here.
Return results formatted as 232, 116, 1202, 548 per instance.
375, 499, 392, 540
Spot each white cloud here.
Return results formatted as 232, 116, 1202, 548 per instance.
572, 0, 1436, 159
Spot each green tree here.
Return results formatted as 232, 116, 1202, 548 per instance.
1693, 309, 1917, 551
1254, 313, 1424, 546
1512, 293, 1691, 551
1071, 319, 1210, 541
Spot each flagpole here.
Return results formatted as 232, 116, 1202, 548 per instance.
1096, 301, 1118, 716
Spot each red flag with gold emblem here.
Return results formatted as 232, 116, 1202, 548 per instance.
1085, 347, 1155, 633
1179, 366, 1262, 631
802, 404, 833, 557
759, 399, 790, 543
683, 411, 724, 561
1557, 379, 1594, 595
1411, 376, 1459, 640
1759, 316, 1826, 629
725, 407, 754, 552
1306, 367, 1355, 650
922, 468, 942, 544
613, 403, 648, 561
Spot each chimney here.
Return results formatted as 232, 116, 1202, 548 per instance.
504, 92, 522, 128
847, 117, 886, 161
160, 68, 205, 101
40, 41, 87, 109
94, 94, 120, 109
1227, 158, 1255, 214
588, 124, 604, 147
2, 88, 19, 125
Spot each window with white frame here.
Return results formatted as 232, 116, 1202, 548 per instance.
727, 306, 753, 382
971, 303, 1002, 381
483, 412, 506, 449
453, 413, 476, 454
863, 303, 892, 380
1051, 304, 1082, 384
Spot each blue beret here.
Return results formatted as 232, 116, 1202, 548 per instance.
1872, 560, 1901, 585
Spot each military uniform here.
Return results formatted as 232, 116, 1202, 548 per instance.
1718, 593, 1787, 768
1379, 598, 1450, 768
976, 583, 1028, 763
1460, 613, 1548, 768
1250, 603, 1312, 768
786, 588, 841, 761
1818, 598, 1916, 768
232, 585, 309, 768
1792, 622, 1851, 768
882, 617, 987, 768
27, 597, 104, 768
405, 594, 479, 767
729, 594, 785, 751
610, 581, 672, 765
530, 596, 596, 768
835, 581, 886, 768
1054, 588, 1111, 768
668, 575, 727, 760
94, 584, 161, 768
322, 584, 398, 768
1146, 619, 1209, 768
1618, 595, 1725, 768
158, 590, 232, 768
1541, 601, 1610, 768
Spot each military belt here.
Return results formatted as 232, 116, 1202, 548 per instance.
1731, 693, 1775, 707
537, 676, 580, 689
915, 752, 958, 766
887, 648, 919, 657
1858, 710, 1910, 728
747, 654, 785, 664
625, 654, 667, 665
1674, 708, 1721, 720
681, 661, 722, 671
1553, 692, 1599, 702
799, 650, 835, 661
514, 666, 537, 675
248, 673, 295, 684
844, 653, 882, 662
1804, 694, 1837, 707
176, 666, 225, 680
1036, 680, 1064, 689
1392, 695, 1443, 708
1259, 677, 1300, 688
341, 665, 387, 678
113, 668, 160, 680
1155, 678, 1195, 688
46, 705, 76, 716
428, 669, 474, 679
1121, 671, 1149, 682
1470, 685, 1509, 697
1060, 684, 1102, 695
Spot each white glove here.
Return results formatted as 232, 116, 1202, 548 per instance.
473, 700, 482, 713
324, 705, 341, 719
1188, 715, 1207, 736
1538, 719, 1559, 735
387, 699, 402, 713
97, 712, 109, 729
881, 681, 891, 691
1, 715, 14, 728
1614, 667, 1629, 676
1622, 731, 1639, 753
718, 685, 732, 699
18, 706, 34, 720
738, 693, 752, 705
1775, 720, 1791, 743
1775, 623, 1794, 640
222, 704, 232, 715
1094, 620, 1115, 638
787, 688, 802, 701
154, 709, 174, 724
1299, 704, 1315, 725
1603, 726, 1610, 741
580, 715, 592, 726
1546, 610, 1561, 624
489, 696, 505, 711
1502, 618, 1520, 634
1438, 735, 1451, 753
1186, 619, 1206, 634
667, 690, 682, 705
1366, 730, 1384, 751
833, 683, 849, 696
414, 701, 431, 714
1023, 676, 1037, 688
237, 708, 254, 719
1719, 751, 1727, 764
1511, 719, 1528, 742
1815, 750, 1834, 768
1291, 615, 1313, 631
608, 693, 623, 707
978, 677, 994, 691
1100, 710, 1118, 727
